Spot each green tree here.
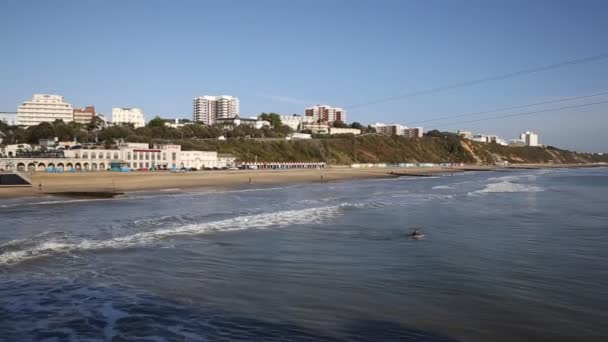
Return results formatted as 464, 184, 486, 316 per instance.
26, 122, 55, 144
148, 116, 166, 128
258, 113, 283, 129
332, 120, 348, 128
350, 122, 364, 130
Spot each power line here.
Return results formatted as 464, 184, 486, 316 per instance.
440, 99, 608, 127
408, 90, 608, 125
348, 53, 608, 109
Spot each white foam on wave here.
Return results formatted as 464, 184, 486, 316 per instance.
0, 205, 341, 266
469, 180, 543, 195
432, 185, 453, 190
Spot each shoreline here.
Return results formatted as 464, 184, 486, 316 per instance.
0, 163, 604, 200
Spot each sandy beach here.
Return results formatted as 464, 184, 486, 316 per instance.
1, 163, 603, 199
0, 167, 460, 198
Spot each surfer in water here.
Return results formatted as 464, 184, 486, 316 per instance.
409, 229, 424, 239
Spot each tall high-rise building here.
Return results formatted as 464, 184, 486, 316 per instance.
73, 106, 96, 125
520, 131, 539, 146
112, 108, 146, 128
193, 95, 240, 125
304, 105, 347, 123
17, 94, 74, 127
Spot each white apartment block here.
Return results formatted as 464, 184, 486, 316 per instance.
372, 123, 423, 138
520, 131, 539, 146
279, 114, 316, 131
17, 94, 74, 127
193, 95, 240, 125
112, 108, 146, 128
304, 105, 347, 123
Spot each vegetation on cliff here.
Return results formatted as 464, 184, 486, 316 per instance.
178, 134, 607, 165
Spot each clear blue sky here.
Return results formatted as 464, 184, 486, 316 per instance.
1, 0, 607, 151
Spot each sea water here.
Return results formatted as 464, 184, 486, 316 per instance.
1, 168, 607, 341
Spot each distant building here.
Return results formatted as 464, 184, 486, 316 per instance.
112, 108, 145, 128
509, 139, 526, 147
279, 114, 315, 131
162, 118, 192, 128
193, 95, 240, 125
215, 115, 270, 129
458, 130, 473, 139
329, 127, 361, 135
0, 112, 18, 126
73, 106, 96, 125
288, 132, 312, 140
17, 94, 74, 127
304, 105, 346, 124
371, 123, 421, 137
520, 131, 539, 146
301, 122, 330, 134
403, 127, 423, 138
372, 123, 405, 135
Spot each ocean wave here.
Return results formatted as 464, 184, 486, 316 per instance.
469, 180, 543, 195
432, 185, 453, 190
0, 205, 341, 266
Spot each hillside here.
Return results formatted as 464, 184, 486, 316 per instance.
177, 135, 608, 165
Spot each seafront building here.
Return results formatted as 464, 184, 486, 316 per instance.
304, 105, 346, 124
0, 143, 236, 172
193, 95, 240, 125
73, 106, 96, 125
17, 94, 74, 127
112, 108, 146, 128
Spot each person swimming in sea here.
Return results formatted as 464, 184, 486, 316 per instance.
409, 229, 424, 239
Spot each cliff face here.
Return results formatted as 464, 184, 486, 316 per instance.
179, 135, 607, 165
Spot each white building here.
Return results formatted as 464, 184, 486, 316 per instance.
304, 105, 346, 124
329, 127, 361, 135
61, 143, 235, 170
520, 131, 539, 147
193, 95, 240, 125
112, 108, 146, 128
17, 94, 74, 127
0, 112, 18, 126
301, 122, 330, 134
279, 114, 316, 131
215, 115, 270, 129
371, 123, 422, 137
458, 130, 473, 139
162, 118, 192, 128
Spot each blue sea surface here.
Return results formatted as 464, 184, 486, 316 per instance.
1, 168, 607, 341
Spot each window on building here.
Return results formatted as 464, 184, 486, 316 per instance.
113, 153, 119, 160
127, 152, 131, 160
106, 152, 111, 159
151, 154, 155, 161
172, 152, 176, 161
163, 153, 166, 161
83, 152, 88, 159
98, 153, 103, 159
